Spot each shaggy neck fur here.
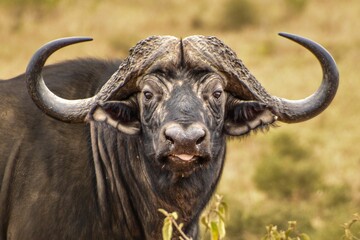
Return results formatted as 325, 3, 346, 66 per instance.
90, 121, 226, 239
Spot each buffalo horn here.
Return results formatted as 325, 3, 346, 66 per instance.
273, 33, 339, 123
26, 37, 97, 123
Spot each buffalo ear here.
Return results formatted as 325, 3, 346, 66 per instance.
224, 100, 277, 136
88, 101, 140, 135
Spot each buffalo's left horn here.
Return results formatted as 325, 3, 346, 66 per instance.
26, 37, 97, 123
273, 33, 339, 123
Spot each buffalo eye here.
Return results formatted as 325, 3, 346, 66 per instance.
143, 91, 154, 100
212, 90, 222, 99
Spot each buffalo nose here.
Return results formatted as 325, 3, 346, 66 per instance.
164, 124, 206, 147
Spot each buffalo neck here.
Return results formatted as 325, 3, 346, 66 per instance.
89, 121, 226, 239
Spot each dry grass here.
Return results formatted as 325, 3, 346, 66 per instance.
1, 0, 359, 239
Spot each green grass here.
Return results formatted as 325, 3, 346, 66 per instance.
1, 0, 359, 239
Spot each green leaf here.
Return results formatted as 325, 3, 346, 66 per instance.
158, 209, 169, 217
218, 218, 226, 239
217, 204, 227, 222
299, 233, 311, 240
162, 217, 173, 240
219, 202, 228, 216
285, 228, 292, 238
171, 211, 178, 220
210, 221, 219, 240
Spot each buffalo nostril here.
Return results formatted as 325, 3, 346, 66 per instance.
196, 135, 205, 145
165, 134, 174, 144
191, 128, 206, 145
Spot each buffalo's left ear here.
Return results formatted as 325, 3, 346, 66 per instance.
224, 99, 277, 136
87, 101, 140, 135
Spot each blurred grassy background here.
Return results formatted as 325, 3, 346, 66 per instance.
0, 0, 359, 239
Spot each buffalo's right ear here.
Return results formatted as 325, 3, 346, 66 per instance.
87, 101, 140, 135
224, 98, 277, 136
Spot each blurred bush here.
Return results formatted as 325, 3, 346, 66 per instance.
321, 184, 351, 208
284, 0, 308, 14
245, 204, 313, 235
219, 0, 258, 30
225, 132, 355, 239
225, 200, 313, 239
253, 133, 322, 200
0, 0, 59, 7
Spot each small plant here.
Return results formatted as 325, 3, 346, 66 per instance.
262, 221, 311, 240
342, 213, 360, 240
159, 194, 227, 240
201, 194, 228, 240
158, 209, 192, 240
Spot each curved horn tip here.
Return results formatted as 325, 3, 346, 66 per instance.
278, 32, 310, 43
52, 36, 93, 42
57, 36, 93, 43
45, 36, 93, 49
278, 32, 297, 38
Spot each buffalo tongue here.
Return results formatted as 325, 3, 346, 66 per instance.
174, 154, 194, 161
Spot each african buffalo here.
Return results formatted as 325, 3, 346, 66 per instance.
0, 33, 338, 239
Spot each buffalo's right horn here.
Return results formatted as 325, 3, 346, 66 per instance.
26, 37, 97, 123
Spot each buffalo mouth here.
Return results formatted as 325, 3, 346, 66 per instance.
159, 152, 211, 176
171, 154, 195, 161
